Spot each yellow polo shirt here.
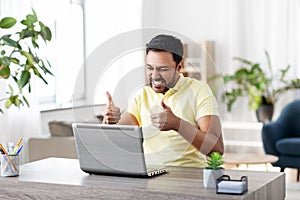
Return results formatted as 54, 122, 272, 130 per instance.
127, 75, 219, 168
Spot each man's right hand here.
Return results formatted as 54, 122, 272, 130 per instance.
103, 91, 121, 124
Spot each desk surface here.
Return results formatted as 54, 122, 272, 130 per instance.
0, 158, 285, 200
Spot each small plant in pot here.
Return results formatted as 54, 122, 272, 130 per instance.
203, 152, 224, 188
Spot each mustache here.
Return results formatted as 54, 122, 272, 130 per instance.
148, 77, 166, 85
148, 77, 170, 93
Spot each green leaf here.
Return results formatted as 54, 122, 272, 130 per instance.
31, 9, 38, 21
5, 97, 13, 109
265, 50, 272, 71
18, 70, 31, 89
46, 59, 52, 68
2, 56, 10, 65
0, 64, 10, 79
28, 48, 39, 63
5, 95, 23, 108
26, 13, 37, 24
22, 95, 30, 107
32, 67, 48, 84
0, 17, 16, 29
12, 75, 18, 83
28, 83, 31, 93
21, 51, 34, 65
39, 60, 53, 75
20, 28, 35, 39
8, 84, 14, 94
1, 35, 21, 48
279, 65, 290, 80
32, 38, 39, 48
10, 57, 20, 64
233, 57, 253, 66
14, 97, 22, 107
42, 65, 53, 75
223, 75, 233, 83
21, 19, 32, 27
39, 22, 52, 41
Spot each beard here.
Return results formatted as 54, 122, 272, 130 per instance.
148, 69, 179, 94
148, 77, 170, 93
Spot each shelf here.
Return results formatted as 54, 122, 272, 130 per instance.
181, 40, 215, 82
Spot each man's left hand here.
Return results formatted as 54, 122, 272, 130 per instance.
151, 101, 180, 131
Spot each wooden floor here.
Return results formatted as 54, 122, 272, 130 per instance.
224, 163, 299, 200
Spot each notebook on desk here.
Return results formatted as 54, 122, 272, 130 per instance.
72, 123, 168, 177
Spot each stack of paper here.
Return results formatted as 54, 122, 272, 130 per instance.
217, 180, 247, 194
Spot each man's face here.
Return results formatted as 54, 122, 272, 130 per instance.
145, 50, 180, 93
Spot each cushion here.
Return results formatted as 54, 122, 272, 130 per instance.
96, 115, 104, 123
48, 115, 104, 137
275, 138, 300, 156
49, 121, 73, 136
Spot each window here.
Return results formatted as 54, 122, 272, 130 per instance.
33, 0, 85, 105
1, 0, 143, 109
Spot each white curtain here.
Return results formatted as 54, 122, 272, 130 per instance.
225, 0, 300, 121
227, 0, 299, 71
0, 0, 42, 164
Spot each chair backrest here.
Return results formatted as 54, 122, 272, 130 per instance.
277, 99, 300, 137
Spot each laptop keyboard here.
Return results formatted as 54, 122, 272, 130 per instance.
147, 168, 168, 176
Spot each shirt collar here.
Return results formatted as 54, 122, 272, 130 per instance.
165, 74, 186, 96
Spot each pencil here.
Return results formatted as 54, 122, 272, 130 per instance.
0, 143, 18, 172
12, 137, 23, 155
16, 137, 22, 146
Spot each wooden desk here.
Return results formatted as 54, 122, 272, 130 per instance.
0, 158, 285, 200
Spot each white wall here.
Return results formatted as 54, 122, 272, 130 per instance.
143, 0, 231, 73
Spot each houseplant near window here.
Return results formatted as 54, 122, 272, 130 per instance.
0, 9, 52, 113
221, 51, 300, 122
203, 152, 224, 188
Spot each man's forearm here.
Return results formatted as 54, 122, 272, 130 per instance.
176, 117, 224, 155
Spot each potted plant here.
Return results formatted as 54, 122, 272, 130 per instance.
0, 9, 52, 113
217, 51, 300, 122
203, 152, 224, 188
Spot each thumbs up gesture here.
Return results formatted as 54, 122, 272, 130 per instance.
150, 100, 180, 131
103, 91, 121, 124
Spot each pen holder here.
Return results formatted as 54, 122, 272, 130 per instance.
0, 153, 19, 177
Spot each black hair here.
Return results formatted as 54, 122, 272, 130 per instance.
146, 34, 183, 66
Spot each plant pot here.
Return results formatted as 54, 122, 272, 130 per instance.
203, 169, 224, 188
256, 104, 274, 122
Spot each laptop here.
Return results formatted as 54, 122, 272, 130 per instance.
72, 123, 168, 177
